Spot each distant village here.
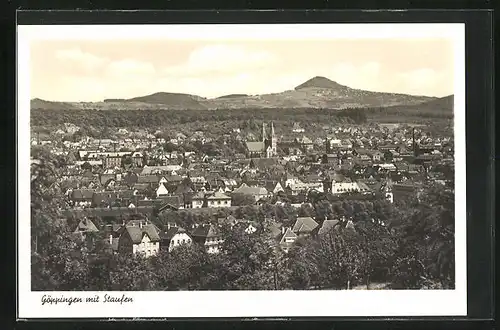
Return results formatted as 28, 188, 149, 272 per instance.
31, 120, 454, 259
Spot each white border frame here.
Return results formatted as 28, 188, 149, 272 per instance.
17, 23, 466, 318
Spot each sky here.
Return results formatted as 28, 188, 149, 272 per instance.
30, 38, 455, 102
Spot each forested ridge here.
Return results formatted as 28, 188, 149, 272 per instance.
31, 104, 452, 130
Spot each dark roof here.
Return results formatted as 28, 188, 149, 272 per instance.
133, 183, 150, 191
161, 226, 189, 240
268, 222, 283, 238
157, 195, 181, 210
71, 189, 95, 200
64, 206, 154, 218
191, 224, 219, 238
250, 158, 279, 169
137, 175, 160, 184
99, 173, 116, 185
166, 175, 183, 182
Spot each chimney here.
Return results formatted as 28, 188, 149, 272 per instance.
109, 234, 113, 245
139, 221, 143, 229
167, 222, 171, 230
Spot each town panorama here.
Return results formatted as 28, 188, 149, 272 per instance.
30, 76, 455, 291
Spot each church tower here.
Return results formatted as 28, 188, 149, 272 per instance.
262, 122, 266, 143
270, 121, 277, 156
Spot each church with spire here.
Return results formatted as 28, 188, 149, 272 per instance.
245, 122, 277, 158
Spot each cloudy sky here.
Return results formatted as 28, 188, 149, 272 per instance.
30, 38, 454, 101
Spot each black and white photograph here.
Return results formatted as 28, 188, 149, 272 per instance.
18, 23, 466, 318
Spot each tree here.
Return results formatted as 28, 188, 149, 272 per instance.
216, 224, 282, 290
108, 253, 159, 291
315, 226, 366, 289
390, 183, 455, 289
231, 193, 256, 207
356, 220, 397, 288
32, 228, 91, 291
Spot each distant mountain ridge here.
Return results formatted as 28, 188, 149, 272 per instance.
31, 76, 445, 111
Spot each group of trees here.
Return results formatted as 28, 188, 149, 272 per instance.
31, 108, 368, 129
32, 182, 455, 291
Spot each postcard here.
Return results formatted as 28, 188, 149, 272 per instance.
17, 22, 466, 318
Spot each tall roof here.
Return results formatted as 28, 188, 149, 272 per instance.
246, 141, 265, 152
233, 184, 268, 196
292, 217, 320, 233
73, 218, 99, 233
318, 220, 340, 235
123, 220, 161, 243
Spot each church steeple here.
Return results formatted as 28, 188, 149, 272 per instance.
270, 121, 277, 156
262, 122, 266, 143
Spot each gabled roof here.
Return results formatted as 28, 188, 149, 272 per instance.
73, 218, 99, 233
191, 191, 205, 200
123, 220, 161, 243
280, 228, 298, 247
318, 220, 340, 235
292, 217, 320, 233
233, 183, 268, 196
206, 191, 231, 200
268, 222, 283, 239
157, 195, 181, 210
156, 183, 169, 195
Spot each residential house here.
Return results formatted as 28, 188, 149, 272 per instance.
160, 224, 193, 252
205, 191, 232, 208
191, 191, 206, 208
73, 218, 99, 240
156, 183, 169, 197
292, 217, 320, 238
232, 183, 270, 202
191, 224, 223, 254
297, 136, 314, 152
279, 228, 298, 253
131, 152, 144, 167
104, 155, 122, 169
117, 220, 161, 257
292, 123, 305, 133
70, 189, 94, 207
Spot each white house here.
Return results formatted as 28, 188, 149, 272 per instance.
156, 183, 169, 197
206, 191, 232, 208
161, 225, 193, 252
118, 220, 161, 258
